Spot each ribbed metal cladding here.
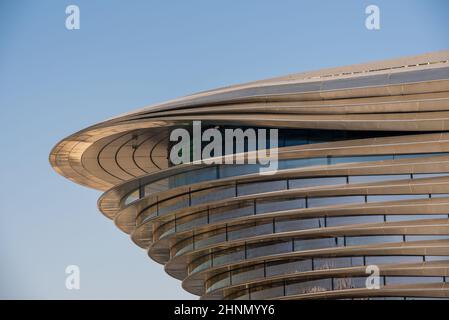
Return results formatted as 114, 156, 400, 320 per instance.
50, 51, 449, 300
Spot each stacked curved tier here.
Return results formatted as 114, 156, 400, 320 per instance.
50, 51, 449, 299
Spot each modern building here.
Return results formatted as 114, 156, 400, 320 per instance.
50, 51, 449, 300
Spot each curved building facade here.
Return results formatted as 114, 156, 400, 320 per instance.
50, 51, 449, 300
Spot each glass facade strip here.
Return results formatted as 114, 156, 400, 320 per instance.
413, 173, 449, 179
256, 198, 305, 214
188, 230, 449, 277
405, 235, 449, 242
237, 180, 287, 196
345, 235, 404, 246
274, 217, 322, 233
190, 186, 235, 206
209, 203, 254, 223
430, 193, 449, 198
158, 194, 189, 215
348, 174, 411, 184
308, 196, 365, 208
123, 152, 449, 207
205, 254, 449, 294
176, 211, 208, 233
231, 264, 265, 285
266, 259, 313, 277
385, 276, 444, 285
247, 240, 292, 259
225, 274, 447, 300
367, 194, 429, 202
365, 256, 423, 265
386, 214, 448, 222
326, 215, 384, 227
227, 222, 273, 241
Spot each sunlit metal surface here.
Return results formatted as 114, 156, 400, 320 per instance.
50, 51, 449, 299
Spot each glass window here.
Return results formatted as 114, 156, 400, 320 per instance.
191, 186, 235, 206
218, 164, 260, 179
176, 211, 208, 232
331, 155, 393, 165
266, 259, 312, 277
124, 189, 139, 205
279, 158, 327, 170
195, 229, 226, 249
173, 237, 193, 257
365, 255, 423, 265
250, 284, 284, 299
237, 180, 287, 196
348, 174, 410, 184
247, 241, 292, 259
275, 217, 322, 233
430, 194, 449, 198
294, 237, 336, 251
190, 254, 211, 274
206, 272, 230, 293
333, 277, 367, 290
167, 167, 218, 188
232, 289, 250, 300
155, 220, 176, 239
413, 173, 449, 179
326, 215, 384, 227
168, 172, 188, 188
256, 198, 305, 214
286, 278, 332, 295
231, 264, 264, 285
386, 214, 448, 222
144, 179, 169, 196
314, 257, 364, 270
209, 202, 254, 223
386, 276, 443, 285
395, 153, 447, 159
308, 196, 365, 208
425, 256, 449, 261
158, 194, 189, 215
405, 297, 449, 300
346, 235, 403, 246
289, 177, 346, 189
367, 194, 428, 202
228, 222, 273, 241
139, 205, 158, 223
213, 247, 245, 267
405, 235, 449, 242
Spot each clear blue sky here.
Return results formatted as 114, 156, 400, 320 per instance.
0, 0, 448, 299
